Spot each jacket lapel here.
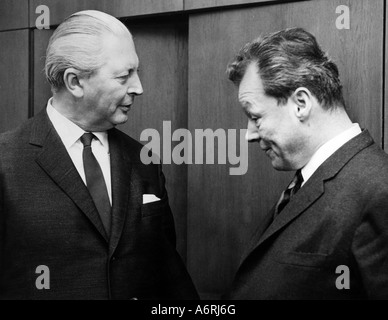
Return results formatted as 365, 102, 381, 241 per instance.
242, 204, 275, 258
31, 110, 109, 242
255, 175, 325, 249
243, 130, 374, 259
107, 128, 133, 255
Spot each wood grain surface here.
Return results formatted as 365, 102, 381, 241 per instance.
0, 0, 29, 31
0, 30, 30, 133
29, 0, 184, 28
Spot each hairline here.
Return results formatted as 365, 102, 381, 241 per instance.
46, 11, 134, 92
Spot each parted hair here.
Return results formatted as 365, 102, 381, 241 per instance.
45, 10, 132, 92
227, 27, 345, 109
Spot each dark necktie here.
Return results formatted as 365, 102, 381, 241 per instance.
274, 169, 304, 218
80, 133, 111, 236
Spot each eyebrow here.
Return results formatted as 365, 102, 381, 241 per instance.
116, 66, 138, 76
238, 92, 251, 105
239, 99, 250, 111
242, 106, 252, 118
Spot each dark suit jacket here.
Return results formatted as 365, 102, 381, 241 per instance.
0, 109, 199, 300
226, 130, 388, 300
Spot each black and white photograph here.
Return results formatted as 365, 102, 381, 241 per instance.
0, 0, 387, 308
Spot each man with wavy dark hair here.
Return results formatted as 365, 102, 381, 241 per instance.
225, 28, 388, 299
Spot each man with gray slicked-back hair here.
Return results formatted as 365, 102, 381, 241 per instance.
0, 10, 198, 300
224, 28, 388, 300
45, 10, 132, 93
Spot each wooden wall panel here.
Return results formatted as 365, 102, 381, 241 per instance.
29, 0, 184, 28
0, 0, 29, 31
185, 0, 293, 11
121, 17, 189, 260
33, 29, 54, 113
32, 17, 190, 262
385, 2, 388, 151
187, 0, 383, 298
0, 30, 29, 133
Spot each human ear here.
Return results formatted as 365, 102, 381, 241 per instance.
63, 68, 84, 98
291, 87, 313, 121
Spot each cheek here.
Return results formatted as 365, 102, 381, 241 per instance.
271, 115, 294, 143
282, 129, 303, 155
110, 88, 128, 103
265, 127, 292, 154
98, 93, 122, 112
259, 120, 277, 140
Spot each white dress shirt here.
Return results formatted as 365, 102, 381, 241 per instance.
301, 123, 362, 186
46, 98, 112, 204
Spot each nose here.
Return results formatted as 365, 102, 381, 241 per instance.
128, 73, 143, 96
245, 119, 260, 142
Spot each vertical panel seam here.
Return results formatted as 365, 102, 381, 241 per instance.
28, 30, 34, 118
186, 18, 190, 264
27, 0, 35, 118
27, 0, 34, 118
383, 0, 386, 150
28, 0, 30, 27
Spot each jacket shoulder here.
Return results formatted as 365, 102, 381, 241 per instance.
356, 142, 388, 177
340, 142, 388, 197
0, 117, 35, 146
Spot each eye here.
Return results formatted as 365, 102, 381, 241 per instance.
117, 68, 137, 80
116, 74, 129, 84
250, 115, 261, 126
119, 74, 129, 79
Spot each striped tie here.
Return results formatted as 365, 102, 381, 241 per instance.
274, 169, 304, 218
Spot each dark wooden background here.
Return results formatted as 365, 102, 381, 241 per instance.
0, 0, 385, 298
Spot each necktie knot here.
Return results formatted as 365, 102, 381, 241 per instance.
274, 169, 304, 217
288, 169, 304, 194
80, 133, 95, 148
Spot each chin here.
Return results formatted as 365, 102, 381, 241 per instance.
112, 114, 129, 125
272, 164, 288, 171
271, 159, 292, 171
113, 117, 128, 126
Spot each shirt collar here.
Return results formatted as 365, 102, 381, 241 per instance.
46, 98, 109, 150
301, 123, 362, 185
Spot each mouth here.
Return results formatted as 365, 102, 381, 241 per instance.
118, 104, 132, 112
260, 144, 269, 152
262, 147, 273, 157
